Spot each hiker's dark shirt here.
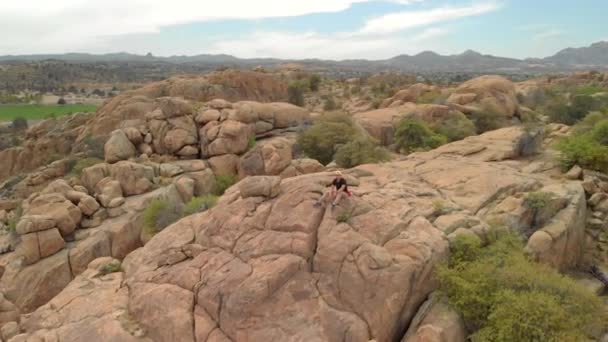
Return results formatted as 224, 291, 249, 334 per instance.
332, 177, 348, 192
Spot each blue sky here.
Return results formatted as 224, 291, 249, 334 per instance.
1, 0, 607, 59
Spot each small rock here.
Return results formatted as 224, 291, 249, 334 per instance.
596, 199, 608, 214
107, 197, 126, 209
160, 163, 183, 178
1, 321, 19, 340
78, 195, 100, 216
589, 193, 607, 207
239, 176, 281, 198
588, 218, 604, 230
107, 206, 125, 218
582, 177, 599, 195
565, 165, 583, 180
73, 185, 89, 194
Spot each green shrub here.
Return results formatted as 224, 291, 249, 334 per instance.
70, 157, 103, 176
437, 232, 605, 340
449, 234, 482, 267
288, 81, 306, 106
371, 98, 382, 109
11, 117, 28, 131
142, 199, 182, 237
436, 113, 477, 142
214, 174, 237, 196
100, 261, 122, 275
297, 113, 359, 165
469, 110, 508, 134
555, 118, 608, 173
334, 137, 390, 168
572, 111, 608, 135
547, 94, 596, 125
417, 90, 447, 104
523, 191, 551, 210
323, 97, 337, 111
590, 119, 608, 145
83, 135, 106, 159
336, 212, 351, 223
394, 118, 447, 154
182, 195, 218, 216
247, 136, 256, 150
309, 74, 321, 92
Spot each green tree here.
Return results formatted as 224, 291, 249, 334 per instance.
394, 118, 447, 154
334, 137, 390, 168
309, 74, 321, 92
437, 232, 605, 341
297, 113, 359, 165
288, 81, 305, 107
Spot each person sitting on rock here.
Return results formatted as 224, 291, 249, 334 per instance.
314, 171, 349, 208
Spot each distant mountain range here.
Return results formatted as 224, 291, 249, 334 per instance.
1, 41, 607, 74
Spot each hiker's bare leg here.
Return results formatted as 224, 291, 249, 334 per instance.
316, 189, 336, 206
332, 191, 344, 206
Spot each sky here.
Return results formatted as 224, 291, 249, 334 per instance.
1, 0, 607, 60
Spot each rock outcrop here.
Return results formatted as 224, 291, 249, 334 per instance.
446, 75, 519, 118
7, 125, 593, 342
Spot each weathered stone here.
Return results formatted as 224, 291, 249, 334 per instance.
104, 130, 137, 164
1, 321, 19, 340
565, 165, 583, 180
1, 250, 72, 313
78, 195, 100, 216
109, 161, 154, 196
186, 169, 216, 196
81, 163, 109, 193
208, 154, 240, 176
18, 233, 40, 265
107, 206, 125, 218
402, 292, 466, 342
38, 228, 65, 258
108, 197, 125, 208
68, 231, 111, 275
175, 177, 195, 203
238, 176, 281, 198
16, 215, 55, 235
159, 163, 183, 178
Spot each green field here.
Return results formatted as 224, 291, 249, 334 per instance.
0, 104, 97, 121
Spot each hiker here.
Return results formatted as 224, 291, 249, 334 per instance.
314, 171, 349, 208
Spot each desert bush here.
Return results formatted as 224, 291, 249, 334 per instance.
438, 232, 605, 340
100, 260, 122, 275
309, 74, 321, 92
417, 90, 447, 104
523, 191, 551, 210
70, 157, 103, 176
394, 118, 447, 154
371, 98, 382, 109
11, 117, 28, 131
470, 110, 506, 133
57, 98, 66, 105
555, 118, 608, 173
436, 112, 476, 142
213, 174, 237, 196
182, 195, 218, 216
572, 111, 608, 135
336, 212, 351, 223
247, 136, 256, 150
448, 233, 482, 267
288, 80, 306, 106
83, 134, 106, 159
334, 137, 390, 168
324, 97, 337, 111
142, 199, 182, 237
297, 113, 359, 165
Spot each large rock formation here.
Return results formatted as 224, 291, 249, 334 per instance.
446, 75, 519, 118
7, 125, 594, 341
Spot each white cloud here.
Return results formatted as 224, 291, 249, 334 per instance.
361, 1, 501, 34
205, 27, 450, 60
533, 29, 562, 40
0, 0, 429, 54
